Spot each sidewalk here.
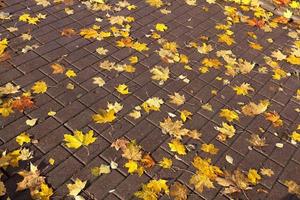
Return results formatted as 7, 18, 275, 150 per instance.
0, 0, 299, 199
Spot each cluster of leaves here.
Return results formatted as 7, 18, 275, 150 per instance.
112, 138, 155, 176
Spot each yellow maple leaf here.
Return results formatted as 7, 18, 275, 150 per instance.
92, 109, 116, 124
19, 13, 30, 22
190, 156, 222, 192
64, 130, 97, 149
155, 23, 168, 32
129, 56, 138, 64
16, 132, 31, 146
159, 157, 172, 169
218, 33, 235, 46
219, 109, 239, 122
215, 122, 236, 141
37, 183, 53, 200
28, 17, 39, 25
65, 69, 77, 78
180, 110, 192, 122
286, 55, 300, 65
142, 97, 164, 113
48, 158, 55, 165
272, 68, 287, 80
32, 81, 47, 94
168, 139, 186, 155
132, 42, 149, 52
248, 41, 263, 50
124, 160, 138, 174
247, 169, 261, 185
116, 84, 130, 95
291, 131, 300, 142
242, 100, 270, 116
91, 164, 111, 176
202, 58, 222, 69
67, 178, 86, 198
150, 66, 169, 85
0, 38, 8, 56
146, 0, 164, 8
148, 179, 169, 194
169, 92, 185, 106
80, 28, 98, 39
233, 83, 254, 95
0, 101, 13, 117
201, 143, 219, 155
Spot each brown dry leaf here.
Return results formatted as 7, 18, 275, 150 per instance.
17, 163, 45, 194
141, 154, 155, 168
216, 169, 252, 195
264, 111, 283, 127
169, 92, 185, 106
51, 63, 64, 74
111, 138, 129, 151
122, 140, 142, 161
0, 52, 11, 62
61, 28, 76, 37
12, 96, 34, 112
248, 134, 267, 147
170, 182, 188, 200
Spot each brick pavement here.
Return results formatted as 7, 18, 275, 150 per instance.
0, 0, 300, 199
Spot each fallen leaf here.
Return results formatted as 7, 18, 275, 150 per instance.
51, 63, 64, 74
31, 81, 47, 94
168, 139, 186, 155
16, 132, 31, 146
219, 109, 239, 122
67, 178, 86, 199
26, 118, 38, 127
225, 155, 234, 164
91, 164, 111, 176
64, 130, 97, 149
201, 143, 219, 155
116, 84, 130, 94
159, 157, 172, 169
169, 93, 185, 106
242, 100, 269, 116
170, 182, 188, 200
92, 77, 105, 87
